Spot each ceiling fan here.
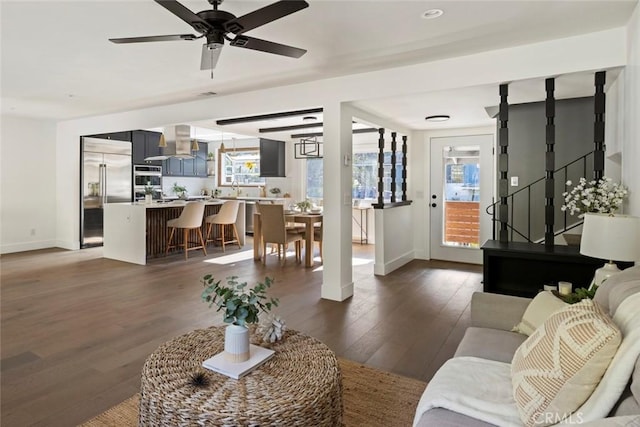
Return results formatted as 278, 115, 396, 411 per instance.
110, 0, 309, 70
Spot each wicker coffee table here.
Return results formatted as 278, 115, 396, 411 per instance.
139, 326, 343, 426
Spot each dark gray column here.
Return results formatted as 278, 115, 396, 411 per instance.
498, 84, 509, 243
544, 78, 555, 247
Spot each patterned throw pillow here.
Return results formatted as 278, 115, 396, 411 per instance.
511, 299, 621, 427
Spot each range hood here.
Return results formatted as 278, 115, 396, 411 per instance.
144, 124, 194, 161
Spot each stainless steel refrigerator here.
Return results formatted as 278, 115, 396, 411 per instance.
81, 137, 132, 248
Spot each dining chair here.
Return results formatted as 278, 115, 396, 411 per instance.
205, 200, 241, 252
258, 203, 303, 265
300, 220, 323, 263
165, 201, 207, 260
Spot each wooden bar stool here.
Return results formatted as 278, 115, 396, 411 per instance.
165, 202, 207, 260
205, 200, 241, 252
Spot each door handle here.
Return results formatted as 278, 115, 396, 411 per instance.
431, 203, 437, 208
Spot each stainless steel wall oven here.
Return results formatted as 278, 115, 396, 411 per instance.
133, 165, 163, 200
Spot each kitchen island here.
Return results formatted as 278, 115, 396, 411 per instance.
103, 200, 245, 265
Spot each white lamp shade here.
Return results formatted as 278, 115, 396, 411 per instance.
580, 213, 640, 262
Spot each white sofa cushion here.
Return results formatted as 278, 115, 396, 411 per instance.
511, 299, 621, 427
512, 291, 569, 336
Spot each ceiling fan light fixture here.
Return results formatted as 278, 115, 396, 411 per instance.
425, 115, 450, 122
422, 9, 444, 19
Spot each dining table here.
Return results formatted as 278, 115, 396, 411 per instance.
253, 211, 323, 267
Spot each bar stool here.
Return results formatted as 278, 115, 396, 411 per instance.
165, 202, 207, 260
205, 200, 241, 252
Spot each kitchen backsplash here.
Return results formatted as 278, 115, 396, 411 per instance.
162, 177, 295, 198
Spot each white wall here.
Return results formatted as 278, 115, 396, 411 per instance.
1, 115, 57, 253
623, 3, 640, 217
374, 205, 413, 275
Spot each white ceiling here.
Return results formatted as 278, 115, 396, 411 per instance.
1, 0, 636, 139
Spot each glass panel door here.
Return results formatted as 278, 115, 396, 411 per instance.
430, 134, 493, 264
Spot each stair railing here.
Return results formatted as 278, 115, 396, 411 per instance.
486, 151, 594, 242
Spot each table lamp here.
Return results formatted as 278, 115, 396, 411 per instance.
580, 213, 640, 287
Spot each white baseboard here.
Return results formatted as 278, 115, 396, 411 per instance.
0, 239, 57, 254
374, 250, 414, 276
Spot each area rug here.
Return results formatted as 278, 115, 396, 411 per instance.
82, 358, 427, 427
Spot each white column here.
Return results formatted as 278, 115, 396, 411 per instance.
321, 102, 354, 301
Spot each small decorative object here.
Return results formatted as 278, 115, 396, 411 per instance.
213, 188, 221, 198
172, 182, 188, 199
282, 192, 291, 198
561, 177, 628, 218
554, 285, 599, 304
558, 281, 572, 296
201, 275, 278, 363
269, 187, 282, 197
296, 199, 312, 212
257, 315, 287, 343
207, 152, 215, 160
244, 161, 256, 171
543, 283, 557, 292
187, 371, 211, 391
144, 181, 154, 204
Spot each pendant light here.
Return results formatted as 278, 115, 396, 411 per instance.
191, 127, 199, 152
158, 133, 167, 148
220, 131, 225, 152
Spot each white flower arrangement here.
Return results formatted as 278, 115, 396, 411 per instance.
561, 177, 628, 217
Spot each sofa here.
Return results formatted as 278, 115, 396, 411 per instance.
414, 265, 640, 427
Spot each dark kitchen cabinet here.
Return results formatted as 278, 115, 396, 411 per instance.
132, 130, 163, 166
162, 142, 208, 177
163, 157, 183, 176
87, 131, 132, 142
260, 138, 286, 177
195, 142, 208, 177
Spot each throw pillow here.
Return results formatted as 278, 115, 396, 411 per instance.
511, 299, 622, 427
512, 291, 569, 336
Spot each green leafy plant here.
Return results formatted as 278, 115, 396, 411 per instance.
144, 181, 154, 195
296, 199, 312, 212
172, 182, 187, 197
269, 187, 281, 195
554, 285, 599, 304
201, 275, 279, 326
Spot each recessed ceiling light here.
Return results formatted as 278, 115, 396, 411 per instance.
422, 9, 444, 19
425, 115, 450, 122
302, 116, 317, 122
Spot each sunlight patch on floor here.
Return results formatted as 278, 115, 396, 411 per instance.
312, 257, 373, 272
203, 250, 255, 265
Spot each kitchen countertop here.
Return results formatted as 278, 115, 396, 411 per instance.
108, 200, 230, 209
220, 196, 287, 202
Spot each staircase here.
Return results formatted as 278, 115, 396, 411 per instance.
486, 151, 595, 244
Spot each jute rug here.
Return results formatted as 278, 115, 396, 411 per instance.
82, 358, 427, 426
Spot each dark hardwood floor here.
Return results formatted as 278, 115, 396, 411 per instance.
1, 240, 482, 426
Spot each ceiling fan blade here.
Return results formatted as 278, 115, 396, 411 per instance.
154, 0, 214, 34
200, 43, 223, 70
224, 0, 309, 35
109, 34, 198, 44
230, 35, 306, 58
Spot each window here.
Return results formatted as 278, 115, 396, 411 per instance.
305, 151, 404, 201
218, 147, 266, 187
306, 157, 323, 198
